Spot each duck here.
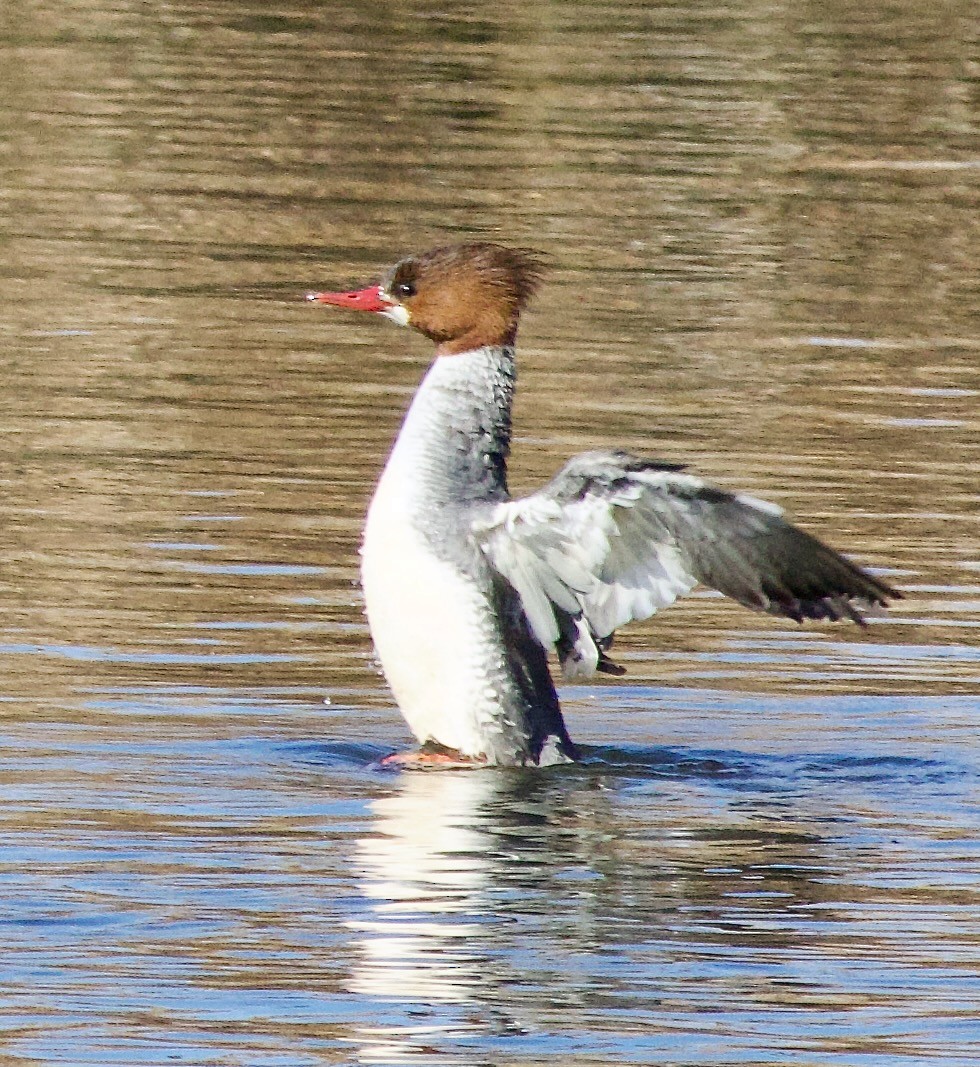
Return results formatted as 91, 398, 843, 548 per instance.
308, 242, 899, 768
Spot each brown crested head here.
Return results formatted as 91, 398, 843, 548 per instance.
380, 242, 545, 355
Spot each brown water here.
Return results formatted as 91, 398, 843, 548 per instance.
1, 1, 978, 1064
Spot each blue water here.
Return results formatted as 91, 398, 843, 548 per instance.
2, 685, 978, 1065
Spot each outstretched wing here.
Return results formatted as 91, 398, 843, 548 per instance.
474, 450, 899, 679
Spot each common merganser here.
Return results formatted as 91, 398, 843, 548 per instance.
309, 242, 899, 768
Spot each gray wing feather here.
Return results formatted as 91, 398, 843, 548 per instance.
475, 450, 899, 679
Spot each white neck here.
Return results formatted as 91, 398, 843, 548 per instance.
375, 345, 515, 513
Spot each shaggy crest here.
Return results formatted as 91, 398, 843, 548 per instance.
382, 242, 546, 354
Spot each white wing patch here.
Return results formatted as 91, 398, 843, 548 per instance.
735, 491, 784, 518
474, 464, 702, 678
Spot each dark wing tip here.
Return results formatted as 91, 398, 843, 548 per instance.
673, 488, 902, 628
755, 537, 901, 627
766, 592, 887, 628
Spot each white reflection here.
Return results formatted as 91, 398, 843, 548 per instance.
349, 772, 504, 998
347, 771, 522, 1063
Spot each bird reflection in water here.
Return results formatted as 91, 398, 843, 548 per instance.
345, 769, 609, 1061
343, 754, 842, 1064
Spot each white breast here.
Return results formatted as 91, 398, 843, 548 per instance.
357, 349, 526, 760
361, 477, 509, 756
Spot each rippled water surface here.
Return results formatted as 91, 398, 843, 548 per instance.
1, 0, 978, 1063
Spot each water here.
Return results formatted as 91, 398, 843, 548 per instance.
1, 0, 978, 1063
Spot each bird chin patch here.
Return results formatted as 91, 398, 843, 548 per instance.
378, 302, 411, 326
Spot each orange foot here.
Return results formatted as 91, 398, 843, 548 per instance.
377, 743, 489, 771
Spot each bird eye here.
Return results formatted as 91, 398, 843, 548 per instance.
394, 281, 416, 297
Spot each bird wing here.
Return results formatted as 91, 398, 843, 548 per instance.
473, 450, 899, 679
